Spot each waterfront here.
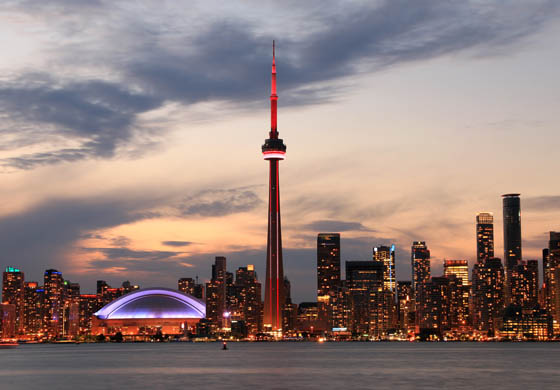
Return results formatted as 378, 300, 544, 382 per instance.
1, 343, 559, 389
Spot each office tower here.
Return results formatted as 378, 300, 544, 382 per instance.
23, 282, 43, 336
346, 261, 387, 337
510, 260, 539, 308
43, 269, 64, 339
472, 258, 505, 332
411, 242, 430, 291
178, 278, 198, 296
121, 281, 139, 294
262, 42, 287, 334
2, 266, 25, 334
63, 281, 80, 338
545, 232, 560, 323
331, 282, 351, 332
443, 260, 469, 286
0, 303, 16, 338
317, 233, 341, 298
205, 256, 227, 332
503, 194, 522, 303
235, 265, 262, 336
397, 281, 414, 333
476, 212, 494, 264
374, 244, 396, 292
79, 294, 99, 335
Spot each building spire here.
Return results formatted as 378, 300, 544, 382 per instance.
270, 40, 278, 138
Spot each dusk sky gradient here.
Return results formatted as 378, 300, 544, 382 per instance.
1, 0, 559, 302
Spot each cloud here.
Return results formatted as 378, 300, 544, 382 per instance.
303, 220, 374, 232
1, 0, 558, 169
162, 241, 193, 247
524, 196, 560, 212
178, 188, 262, 217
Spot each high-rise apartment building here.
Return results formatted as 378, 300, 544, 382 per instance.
510, 260, 539, 308
234, 265, 262, 336
476, 212, 494, 264
374, 244, 396, 292
178, 277, 204, 299
23, 282, 43, 336
472, 258, 505, 332
397, 281, 414, 333
545, 232, 560, 324
43, 269, 64, 339
2, 267, 25, 334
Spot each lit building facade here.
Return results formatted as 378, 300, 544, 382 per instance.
205, 256, 227, 332
545, 232, 560, 326
472, 258, 505, 333
92, 288, 205, 337
234, 265, 262, 336
503, 194, 522, 304
476, 212, 494, 264
178, 277, 204, 300
0, 303, 16, 338
317, 233, 341, 298
510, 260, 539, 308
411, 241, 430, 325
2, 266, 25, 334
43, 269, 64, 339
374, 244, 396, 292
397, 281, 414, 333
23, 282, 43, 336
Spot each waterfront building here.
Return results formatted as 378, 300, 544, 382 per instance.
443, 260, 470, 327
545, 232, 560, 326
79, 294, 99, 334
472, 258, 505, 333
476, 212, 494, 264
2, 266, 25, 334
92, 288, 205, 338
416, 276, 454, 335
330, 282, 351, 332
23, 282, 43, 336
282, 277, 297, 334
234, 265, 262, 336
397, 281, 414, 334
498, 305, 551, 341
262, 42, 287, 334
0, 303, 16, 338
373, 244, 396, 293
411, 241, 430, 328
503, 194, 522, 304
346, 261, 387, 337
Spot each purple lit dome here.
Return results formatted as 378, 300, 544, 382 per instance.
94, 287, 206, 320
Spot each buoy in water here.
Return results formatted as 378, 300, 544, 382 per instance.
222, 341, 228, 350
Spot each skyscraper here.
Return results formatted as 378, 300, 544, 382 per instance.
2, 266, 25, 334
43, 269, 64, 339
235, 265, 262, 336
262, 42, 287, 334
411, 242, 430, 292
23, 282, 43, 336
205, 256, 227, 333
510, 260, 539, 308
545, 232, 560, 323
503, 193, 522, 303
476, 212, 494, 264
317, 233, 341, 298
373, 244, 396, 292
472, 258, 505, 333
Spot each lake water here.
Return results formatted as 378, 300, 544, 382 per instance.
1, 342, 559, 389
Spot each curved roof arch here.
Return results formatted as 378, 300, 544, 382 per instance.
94, 287, 206, 320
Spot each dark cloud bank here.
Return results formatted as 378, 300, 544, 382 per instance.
1, 0, 558, 169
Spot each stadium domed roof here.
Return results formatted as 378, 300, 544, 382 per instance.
94, 287, 206, 320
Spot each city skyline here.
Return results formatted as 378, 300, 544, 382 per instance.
0, 1, 559, 302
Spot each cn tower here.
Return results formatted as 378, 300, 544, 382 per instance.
262, 41, 286, 334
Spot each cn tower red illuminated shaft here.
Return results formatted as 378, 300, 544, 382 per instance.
262, 41, 286, 333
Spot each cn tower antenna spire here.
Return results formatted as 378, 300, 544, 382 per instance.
270, 40, 277, 138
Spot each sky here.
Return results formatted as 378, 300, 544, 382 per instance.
0, 0, 559, 302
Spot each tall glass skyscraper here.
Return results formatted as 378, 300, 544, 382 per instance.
373, 245, 396, 293
503, 194, 522, 303
317, 233, 341, 298
411, 241, 430, 292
